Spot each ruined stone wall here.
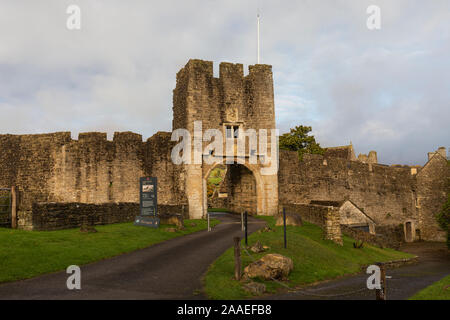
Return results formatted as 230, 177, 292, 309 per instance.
225, 165, 257, 215
279, 149, 448, 242
339, 201, 373, 227
0, 132, 72, 218
357, 151, 378, 164
29, 202, 187, 231
49, 132, 144, 205
208, 196, 228, 209
279, 150, 417, 226
144, 132, 186, 206
283, 203, 342, 245
0, 131, 183, 229
31, 202, 138, 231
340, 225, 403, 249
416, 155, 449, 241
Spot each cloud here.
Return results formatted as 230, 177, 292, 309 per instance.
0, 0, 448, 165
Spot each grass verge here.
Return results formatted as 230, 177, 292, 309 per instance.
204, 216, 414, 299
0, 218, 219, 283
409, 275, 450, 300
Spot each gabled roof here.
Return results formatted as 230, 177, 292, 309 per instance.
417, 152, 448, 177
309, 199, 376, 223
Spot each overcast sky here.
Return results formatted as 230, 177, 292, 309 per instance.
0, 0, 448, 165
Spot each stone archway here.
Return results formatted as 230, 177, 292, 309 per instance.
204, 163, 259, 215
183, 158, 278, 219
202, 160, 264, 217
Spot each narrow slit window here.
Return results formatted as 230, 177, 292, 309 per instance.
233, 126, 239, 138
226, 126, 232, 139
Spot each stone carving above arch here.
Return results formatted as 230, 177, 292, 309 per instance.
225, 107, 239, 122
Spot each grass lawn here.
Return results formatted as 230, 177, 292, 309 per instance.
0, 218, 219, 284
204, 216, 414, 299
409, 275, 450, 300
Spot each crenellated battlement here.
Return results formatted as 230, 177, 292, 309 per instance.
113, 131, 143, 143
78, 132, 107, 142
176, 59, 272, 82
172, 59, 275, 134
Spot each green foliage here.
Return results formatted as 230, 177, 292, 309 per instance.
436, 193, 450, 249
0, 219, 219, 283
204, 216, 413, 300
207, 167, 226, 198
409, 275, 450, 300
279, 125, 324, 160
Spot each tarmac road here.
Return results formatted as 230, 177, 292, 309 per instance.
0, 212, 266, 300
262, 242, 449, 300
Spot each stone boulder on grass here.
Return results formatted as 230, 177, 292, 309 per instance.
159, 212, 184, 228
243, 254, 293, 280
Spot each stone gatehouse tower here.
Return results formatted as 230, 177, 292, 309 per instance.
172, 59, 279, 219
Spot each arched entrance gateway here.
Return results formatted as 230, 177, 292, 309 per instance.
204, 162, 260, 216
172, 59, 279, 219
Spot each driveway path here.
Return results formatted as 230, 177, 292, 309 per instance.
0, 212, 265, 300
264, 242, 449, 300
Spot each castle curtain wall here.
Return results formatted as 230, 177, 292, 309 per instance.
0, 131, 182, 229
278, 150, 448, 239
278, 150, 416, 225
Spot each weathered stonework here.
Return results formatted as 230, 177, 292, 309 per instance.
0, 59, 447, 242
172, 59, 279, 218
29, 202, 186, 231
278, 147, 449, 242
282, 203, 343, 245
416, 152, 449, 241
0, 131, 185, 229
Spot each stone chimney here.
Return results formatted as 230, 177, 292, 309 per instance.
437, 147, 447, 159
368, 151, 378, 164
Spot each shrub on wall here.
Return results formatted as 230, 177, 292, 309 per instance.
279, 125, 324, 161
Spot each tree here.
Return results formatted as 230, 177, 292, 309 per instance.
279, 125, 324, 160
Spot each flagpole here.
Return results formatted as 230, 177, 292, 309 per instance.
257, 11, 260, 64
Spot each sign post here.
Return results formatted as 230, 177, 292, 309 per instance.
134, 177, 160, 228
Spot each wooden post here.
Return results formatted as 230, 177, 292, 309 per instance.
207, 212, 210, 232
283, 207, 287, 249
11, 186, 17, 229
376, 263, 386, 300
233, 237, 241, 281
244, 211, 248, 246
